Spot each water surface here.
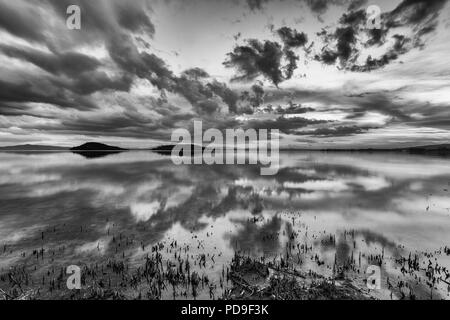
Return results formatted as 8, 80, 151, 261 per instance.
1, 151, 449, 299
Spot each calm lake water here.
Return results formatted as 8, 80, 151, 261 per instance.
1, 151, 450, 299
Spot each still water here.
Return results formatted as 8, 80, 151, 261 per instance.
1, 151, 450, 299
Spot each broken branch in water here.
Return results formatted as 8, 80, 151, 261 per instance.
0, 287, 13, 300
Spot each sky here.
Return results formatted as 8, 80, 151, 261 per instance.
0, 0, 449, 149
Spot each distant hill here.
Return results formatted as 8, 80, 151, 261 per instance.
0, 144, 67, 151
315, 144, 450, 156
405, 144, 450, 155
70, 142, 127, 151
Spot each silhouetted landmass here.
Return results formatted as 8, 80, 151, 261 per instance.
312, 144, 450, 156
406, 144, 450, 155
70, 142, 127, 151
152, 144, 205, 156
70, 142, 127, 159
0, 144, 68, 151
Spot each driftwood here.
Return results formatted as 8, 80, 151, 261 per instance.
16, 289, 39, 300
0, 287, 39, 300
0, 287, 13, 300
439, 277, 450, 286
229, 274, 254, 293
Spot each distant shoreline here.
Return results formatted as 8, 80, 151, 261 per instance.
0, 142, 449, 156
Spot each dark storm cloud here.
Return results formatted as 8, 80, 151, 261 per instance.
70, 72, 133, 95
49, 1, 240, 117
0, 78, 98, 112
357, 0, 448, 69
315, 0, 448, 71
298, 125, 376, 137
0, 0, 247, 141
263, 87, 414, 125
0, 44, 100, 76
0, 1, 47, 43
0, 0, 448, 145
347, 91, 412, 122
245, 0, 366, 16
236, 84, 266, 113
365, 28, 389, 47
315, 9, 372, 67
44, 0, 153, 39
385, 0, 448, 50
387, 0, 448, 26
283, 49, 299, 80
5, 0, 235, 116
195, 100, 221, 115
108, 33, 240, 117
339, 8, 367, 26
246, 116, 328, 134
207, 81, 240, 114
182, 67, 210, 80
317, 26, 358, 66
304, 0, 371, 15
274, 102, 315, 114
224, 39, 285, 86
246, 0, 270, 11
106, 33, 239, 115
350, 34, 410, 72
276, 28, 307, 81
27, 108, 195, 141
174, 75, 218, 114
277, 27, 308, 48
250, 84, 265, 106
225, 25, 312, 86
0, 0, 150, 112
114, 1, 155, 34
237, 0, 447, 84
0, 44, 133, 95
406, 117, 450, 130
304, 0, 333, 15
106, 33, 176, 90
347, 0, 368, 11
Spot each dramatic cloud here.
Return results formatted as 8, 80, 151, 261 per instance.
246, 116, 328, 134
347, 0, 368, 11
315, 0, 448, 71
277, 27, 308, 48
207, 81, 240, 114
0, 0, 247, 142
246, 0, 271, 11
350, 34, 409, 71
245, 0, 370, 17
225, 26, 311, 86
298, 125, 376, 137
0, 1, 48, 42
274, 102, 315, 114
0, 0, 448, 148
224, 39, 286, 86
304, 0, 334, 15
182, 67, 210, 80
